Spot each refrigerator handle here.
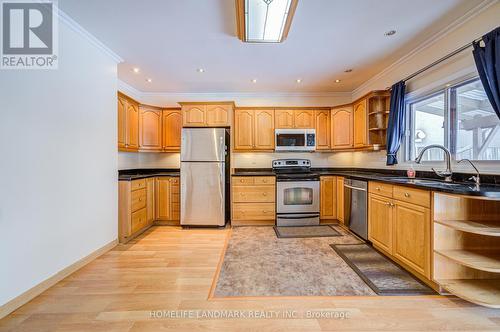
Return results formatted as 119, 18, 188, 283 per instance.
219, 135, 224, 160
218, 162, 224, 218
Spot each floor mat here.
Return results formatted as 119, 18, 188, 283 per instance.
274, 225, 341, 238
330, 243, 436, 295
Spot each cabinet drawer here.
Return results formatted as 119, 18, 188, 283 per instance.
170, 184, 179, 195
131, 188, 147, 212
233, 177, 254, 186
131, 179, 146, 191
393, 186, 430, 208
232, 203, 275, 221
254, 177, 275, 185
131, 208, 148, 234
369, 181, 393, 198
171, 193, 180, 203
233, 186, 275, 203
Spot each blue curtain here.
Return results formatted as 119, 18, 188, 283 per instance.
386, 81, 406, 165
472, 26, 500, 119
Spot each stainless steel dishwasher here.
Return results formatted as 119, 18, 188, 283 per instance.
344, 178, 368, 240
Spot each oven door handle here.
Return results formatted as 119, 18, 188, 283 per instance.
277, 214, 320, 219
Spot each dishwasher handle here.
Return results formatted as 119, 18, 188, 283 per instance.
344, 184, 367, 192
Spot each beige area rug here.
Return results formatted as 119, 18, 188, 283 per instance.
212, 225, 376, 297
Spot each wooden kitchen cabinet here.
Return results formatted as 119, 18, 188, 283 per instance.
275, 110, 294, 128
320, 176, 337, 221
336, 177, 345, 223
368, 193, 394, 255
368, 181, 432, 282
331, 106, 353, 149
180, 102, 233, 127
294, 110, 315, 128
118, 93, 140, 151
162, 109, 182, 151
232, 176, 275, 226
315, 110, 331, 150
155, 177, 180, 223
146, 177, 155, 223
254, 109, 274, 150
118, 179, 150, 243
393, 200, 430, 278
139, 106, 162, 151
353, 98, 367, 148
234, 109, 274, 151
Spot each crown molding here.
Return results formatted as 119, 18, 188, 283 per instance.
56, 7, 123, 64
352, 0, 497, 98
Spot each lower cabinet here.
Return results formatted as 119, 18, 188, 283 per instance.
231, 176, 275, 226
368, 182, 431, 281
155, 177, 180, 224
320, 176, 337, 221
336, 177, 345, 224
119, 176, 180, 243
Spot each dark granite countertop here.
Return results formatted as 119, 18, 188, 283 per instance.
232, 168, 500, 198
119, 168, 179, 181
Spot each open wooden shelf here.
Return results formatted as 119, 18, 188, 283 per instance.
369, 127, 386, 131
368, 110, 390, 115
435, 249, 500, 273
436, 279, 500, 308
435, 219, 500, 236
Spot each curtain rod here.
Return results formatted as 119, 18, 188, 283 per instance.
402, 36, 483, 83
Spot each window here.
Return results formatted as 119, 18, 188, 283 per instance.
406, 78, 500, 161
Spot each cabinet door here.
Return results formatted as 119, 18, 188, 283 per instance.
393, 201, 430, 278
254, 109, 274, 150
169, 177, 180, 221
126, 101, 139, 150
368, 194, 393, 255
331, 106, 353, 149
155, 177, 171, 220
117, 96, 127, 150
320, 176, 337, 220
336, 177, 344, 223
234, 109, 254, 150
139, 106, 162, 151
162, 110, 182, 151
294, 110, 314, 128
146, 177, 155, 224
275, 110, 294, 128
183, 105, 206, 127
353, 99, 367, 148
315, 110, 331, 150
206, 105, 230, 127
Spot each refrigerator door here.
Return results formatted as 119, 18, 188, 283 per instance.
180, 161, 225, 226
181, 128, 226, 162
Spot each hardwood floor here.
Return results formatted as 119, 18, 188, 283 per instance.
1, 226, 500, 331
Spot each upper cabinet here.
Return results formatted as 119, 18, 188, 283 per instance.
331, 105, 353, 150
139, 106, 162, 151
234, 109, 274, 151
294, 110, 314, 128
180, 102, 233, 127
162, 110, 182, 151
315, 110, 331, 150
275, 109, 314, 129
118, 93, 139, 152
353, 99, 367, 148
275, 110, 294, 128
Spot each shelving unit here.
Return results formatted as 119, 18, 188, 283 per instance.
367, 92, 390, 148
433, 192, 500, 308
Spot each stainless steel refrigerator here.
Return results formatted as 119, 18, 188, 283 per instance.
180, 128, 229, 226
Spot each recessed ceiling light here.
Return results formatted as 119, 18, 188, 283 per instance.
445, 83, 451, 87
335, 79, 341, 83
296, 79, 302, 83
146, 78, 152, 83
251, 79, 257, 83
132, 67, 140, 73
197, 68, 205, 73
384, 30, 397, 36
344, 69, 353, 73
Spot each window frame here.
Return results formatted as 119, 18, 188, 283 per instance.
404, 77, 499, 163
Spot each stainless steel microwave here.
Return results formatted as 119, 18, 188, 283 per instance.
275, 129, 316, 152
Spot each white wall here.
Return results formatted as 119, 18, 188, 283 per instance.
119, 152, 180, 169
0, 19, 119, 306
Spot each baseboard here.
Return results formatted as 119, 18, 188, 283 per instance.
0, 239, 118, 319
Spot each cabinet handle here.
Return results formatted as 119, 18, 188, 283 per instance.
404, 193, 410, 198
262, 179, 268, 183
385, 202, 391, 206
376, 187, 381, 191
263, 192, 267, 196
240, 179, 244, 183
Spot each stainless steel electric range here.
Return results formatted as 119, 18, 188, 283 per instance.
272, 159, 320, 226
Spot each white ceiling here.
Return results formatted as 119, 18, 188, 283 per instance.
60, 0, 484, 93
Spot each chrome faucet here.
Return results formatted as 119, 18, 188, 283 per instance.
458, 159, 480, 189
415, 144, 453, 182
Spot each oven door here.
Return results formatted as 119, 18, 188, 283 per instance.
276, 181, 320, 214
